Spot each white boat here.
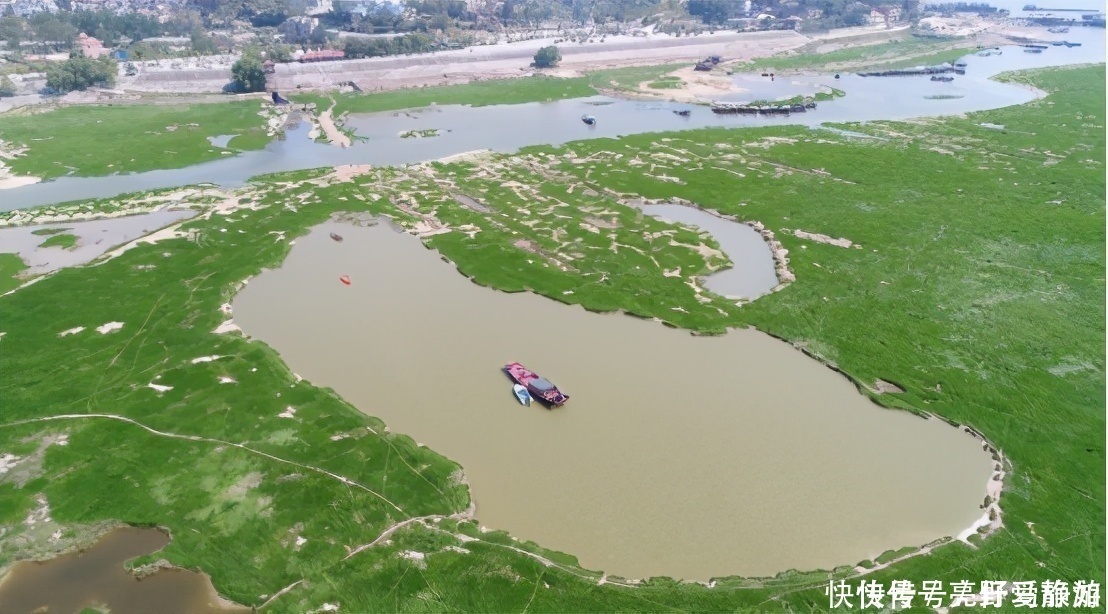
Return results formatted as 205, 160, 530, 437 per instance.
513, 384, 532, 406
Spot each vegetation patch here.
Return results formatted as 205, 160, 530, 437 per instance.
400, 129, 439, 139
299, 76, 597, 118
0, 253, 27, 294
647, 76, 684, 89
37, 233, 77, 249
587, 63, 689, 92
0, 102, 272, 180
752, 36, 979, 73
30, 227, 70, 236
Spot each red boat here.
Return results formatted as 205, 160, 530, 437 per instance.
503, 362, 569, 407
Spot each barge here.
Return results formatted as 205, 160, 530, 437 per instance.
503, 362, 569, 407
710, 101, 815, 115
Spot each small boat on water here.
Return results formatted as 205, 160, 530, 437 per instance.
330, 233, 344, 242
674, 109, 691, 117
503, 362, 569, 407
339, 275, 351, 285
931, 75, 954, 82
581, 115, 596, 126
512, 384, 532, 406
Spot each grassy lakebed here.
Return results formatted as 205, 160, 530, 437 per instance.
0, 65, 1103, 611
0, 100, 274, 180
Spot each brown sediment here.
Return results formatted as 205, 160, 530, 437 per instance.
0, 525, 247, 613
872, 379, 906, 394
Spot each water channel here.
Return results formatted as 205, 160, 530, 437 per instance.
636, 203, 779, 299
1, 29, 1103, 212
0, 527, 243, 614
233, 222, 996, 579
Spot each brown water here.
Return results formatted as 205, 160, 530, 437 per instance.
0, 527, 243, 614
234, 222, 995, 580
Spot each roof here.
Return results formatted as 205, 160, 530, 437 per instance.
530, 377, 555, 391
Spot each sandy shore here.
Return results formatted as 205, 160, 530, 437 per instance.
317, 104, 351, 148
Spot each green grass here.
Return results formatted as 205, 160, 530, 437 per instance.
0, 253, 27, 294
647, 76, 684, 89
587, 64, 687, 91
751, 36, 979, 73
0, 101, 272, 180
298, 75, 597, 118
301, 64, 690, 120
38, 233, 77, 249
743, 88, 845, 108
0, 66, 1103, 611
30, 227, 69, 236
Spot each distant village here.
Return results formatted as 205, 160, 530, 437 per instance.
0, 0, 1104, 98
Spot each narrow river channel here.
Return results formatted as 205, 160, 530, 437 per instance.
234, 222, 996, 580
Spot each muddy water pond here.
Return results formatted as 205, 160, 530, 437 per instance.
234, 222, 995, 580
0, 526, 243, 614
635, 202, 779, 299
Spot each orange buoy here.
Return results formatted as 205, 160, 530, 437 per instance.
339, 275, 351, 285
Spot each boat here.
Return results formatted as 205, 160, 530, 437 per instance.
581, 115, 596, 126
503, 362, 569, 407
339, 275, 351, 285
931, 75, 955, 82
674, 109, 691, 117
330, 233, 344, 242
512, 384, 532, 406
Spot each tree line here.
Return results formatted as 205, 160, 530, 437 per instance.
0, 10, 200, 52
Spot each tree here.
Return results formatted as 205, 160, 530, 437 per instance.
533, 45, 560, 68
687, 0, 733, 24
231, 51, 267, 92
0, 75, 16, 98
190, 28, 218, 55
45, 54, 116, 93
29, 13, 77, 52
0, 16, 24, 50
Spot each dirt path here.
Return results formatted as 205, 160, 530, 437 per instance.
0, 413, 405, 513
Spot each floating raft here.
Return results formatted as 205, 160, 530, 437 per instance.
710, 101, 816, 115
857, 65, 965, 77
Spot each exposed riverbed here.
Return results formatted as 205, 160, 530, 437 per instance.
0, 31, 1103, 211
0, 527, 243, 614
234, 221, 996, 580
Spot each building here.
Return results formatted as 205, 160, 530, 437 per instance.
77, 33, 109, 58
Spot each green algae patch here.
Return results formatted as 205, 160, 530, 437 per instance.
0, 253, 27, 293
302, 75, 597, 118
0, 101, 272, 180
37, 233, 77, 249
